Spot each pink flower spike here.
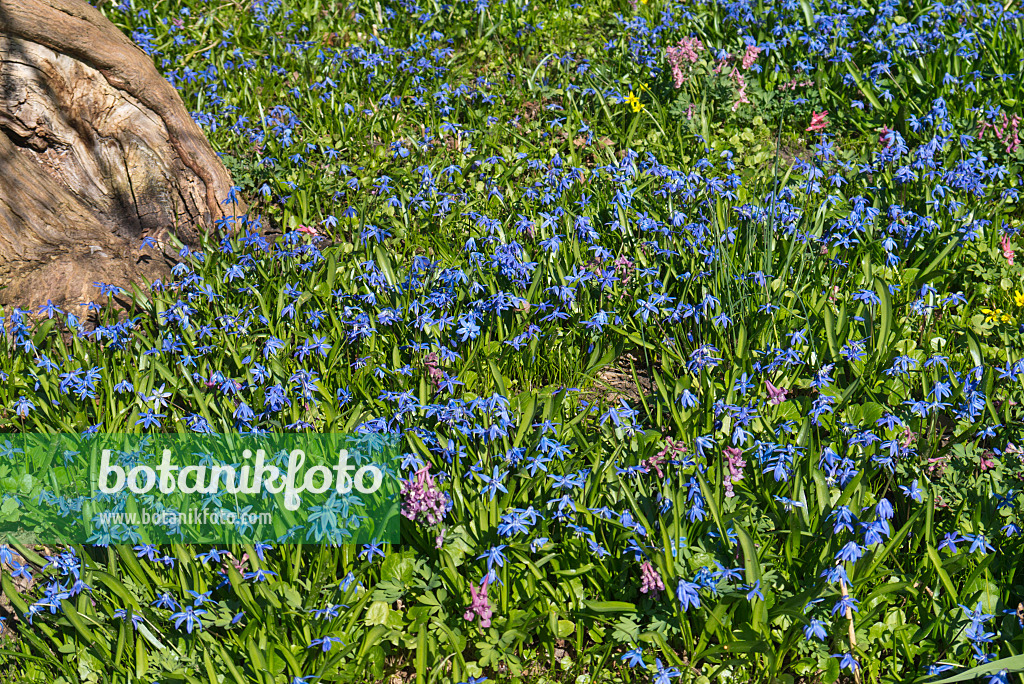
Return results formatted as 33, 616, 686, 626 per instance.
465, 579, 493, 628
765, 380, 788, 405
1001, 236, 1015, 265
806, 111, 829, 132
401, 464, 448, 526
741, 45, 762, 69
640, 561, 665, 595
723, 446, 746, 498
665, 37, 705, 88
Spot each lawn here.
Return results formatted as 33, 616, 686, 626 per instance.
1, 0, 1024, 682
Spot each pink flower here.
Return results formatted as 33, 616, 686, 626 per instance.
765, 380, 788, 405
222, 552, 249, 573
401, 465, 448, 526
979, 453, 996, 472
424, 352, 445, 389
985, 113, 1023, 153
741, 45, 762, 69
640, 561, 665, 595
730, 69, 750, 111
296, 224, 319, 236
927, 455, 949, 478
806, 111, 829, 132
641, 453, 666, 479
464, 579, 493, 627
665, 37, 705, 88
879, 126, 896, 148
613, 255, 635, 284
1002, 236, 1015, 265
657, 438, 688, 461
723, 447, 746, 498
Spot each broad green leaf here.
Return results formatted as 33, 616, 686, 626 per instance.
929, 654, 1024, 683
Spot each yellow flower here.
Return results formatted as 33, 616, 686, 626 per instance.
982, 308, 1006, 324
625, 90, 644, 113
1015, 290, 1024, 307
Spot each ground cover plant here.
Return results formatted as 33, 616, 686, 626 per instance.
1, 0, 1024, 682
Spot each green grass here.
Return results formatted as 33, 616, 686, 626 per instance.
0, 0, 1022, 682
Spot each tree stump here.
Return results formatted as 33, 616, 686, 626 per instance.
0, 0, 243, 309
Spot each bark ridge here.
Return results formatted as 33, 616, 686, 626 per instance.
0, 0, 242, 308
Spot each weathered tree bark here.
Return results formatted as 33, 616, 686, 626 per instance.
0, 0, 243, 308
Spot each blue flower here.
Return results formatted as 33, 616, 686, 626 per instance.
620, 647, 645, 668
170, 606, 207, 633
359, 542, 386, 562
804, 618, 828, 641
831, 652, 859, 673
652, 658, 682, 684
676, 580, 701, 612
309, 636, 344, 652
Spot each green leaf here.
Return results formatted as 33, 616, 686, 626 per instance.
607, 324, 656, 350
59, 599, 96, 645
961, 329, 984, 370
823, 305, 840, 362
906, 63, 925, 87
89, 570, 141, 611
582, 600, 637, 614
135, 634, 149, 679
843, 63, 883, 110
487, 358, 507, 396
373, 244, 397, 289
274, 643, 304, 680
246, 637, 268, 673
11, 542, 46, 567
365, 601, 391, 625
203, 650, 220, 684
381, 551, 415, 584
863, 508, 922, 579
914, 232, 959, 286
798, 0, 814, 27
697, 471, 731, 550
926, 545, 959, 603
136, 622, 166, 651
1, 572, 29, 615
732, 522, 765, 631
513, 391, 536, 447
733, 523, 761, 584
873, 275, 893, 359
928, 654, 1024, 683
